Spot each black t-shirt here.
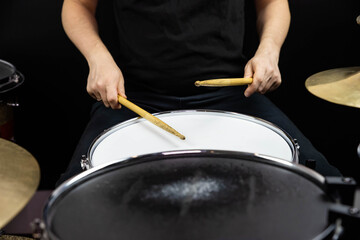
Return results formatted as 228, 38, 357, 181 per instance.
113, 0, 247, 96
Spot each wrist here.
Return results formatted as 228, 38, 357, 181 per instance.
86, 42, 113, 66
256, 39, 281, 60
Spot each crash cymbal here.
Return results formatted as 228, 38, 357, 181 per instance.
0, 138, 40, 228
305, 66, 360, 108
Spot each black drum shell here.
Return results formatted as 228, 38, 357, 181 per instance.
44, 151, 336, 240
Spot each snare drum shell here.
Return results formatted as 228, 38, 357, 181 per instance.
44, 150, 335, 240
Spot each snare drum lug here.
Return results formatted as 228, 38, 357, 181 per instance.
9, 73, 20, 83
81, 155, 90, 170
293, 138, 300, 150
0, 74, 19, 89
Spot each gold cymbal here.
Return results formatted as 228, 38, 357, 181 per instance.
0, 138, 40, 228
0, 235, 34, 240
305, 66, 360, 108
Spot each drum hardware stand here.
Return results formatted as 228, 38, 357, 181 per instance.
324, 177, 360, 239
325, 177, 357, 206
328, 204, 360, 240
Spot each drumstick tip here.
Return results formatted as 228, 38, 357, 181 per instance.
194, 81, 201, 87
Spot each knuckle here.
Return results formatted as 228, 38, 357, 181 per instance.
253, 80, 261, 89
251, 57, 258, 64
258, 85, 264, 94
95, 81, 105, 89
268, 68, 275, 75
108, 97, 117, 105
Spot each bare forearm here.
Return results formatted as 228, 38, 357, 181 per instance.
243, 0, 290, 97
61, 0, 125, 109
61, 0, 111, 64
254, 0, 291, 56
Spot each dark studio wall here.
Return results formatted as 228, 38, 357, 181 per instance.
276, 0, 360, 182
0, 0, 359, 190
0, 0, 92, 189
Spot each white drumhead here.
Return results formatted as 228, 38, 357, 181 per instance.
89, 111, 296, 167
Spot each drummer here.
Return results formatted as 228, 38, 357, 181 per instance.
56, 0, 341, 186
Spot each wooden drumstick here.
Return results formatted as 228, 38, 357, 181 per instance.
118, 96, 186, 140
195, 78, 253, 87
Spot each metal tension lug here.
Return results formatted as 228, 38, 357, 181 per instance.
80, 155, 90, 170
9, 73, 20, 83
293, 138, 300, 151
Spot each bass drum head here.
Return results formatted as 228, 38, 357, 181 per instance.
45, 151, 334, 240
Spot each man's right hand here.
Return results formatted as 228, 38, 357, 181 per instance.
62, 0, 126, 109
87, 52, 126, 109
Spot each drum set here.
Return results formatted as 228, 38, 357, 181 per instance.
42, 68, 360, 239
1, 59, 360, 239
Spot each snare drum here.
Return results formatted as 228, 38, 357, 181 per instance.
82, 110, 299, 169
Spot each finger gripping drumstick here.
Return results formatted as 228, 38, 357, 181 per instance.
118, 95, 186, 140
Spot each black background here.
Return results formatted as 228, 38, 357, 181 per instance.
0, 0, 359, 189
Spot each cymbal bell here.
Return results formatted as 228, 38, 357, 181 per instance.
0, 138, 40, 228
305, 66, 360, 108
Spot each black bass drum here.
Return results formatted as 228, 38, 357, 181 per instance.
43, 150, 359, 240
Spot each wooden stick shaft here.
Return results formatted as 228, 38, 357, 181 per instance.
118, 96, 185, 140
195, 78, 253, 87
